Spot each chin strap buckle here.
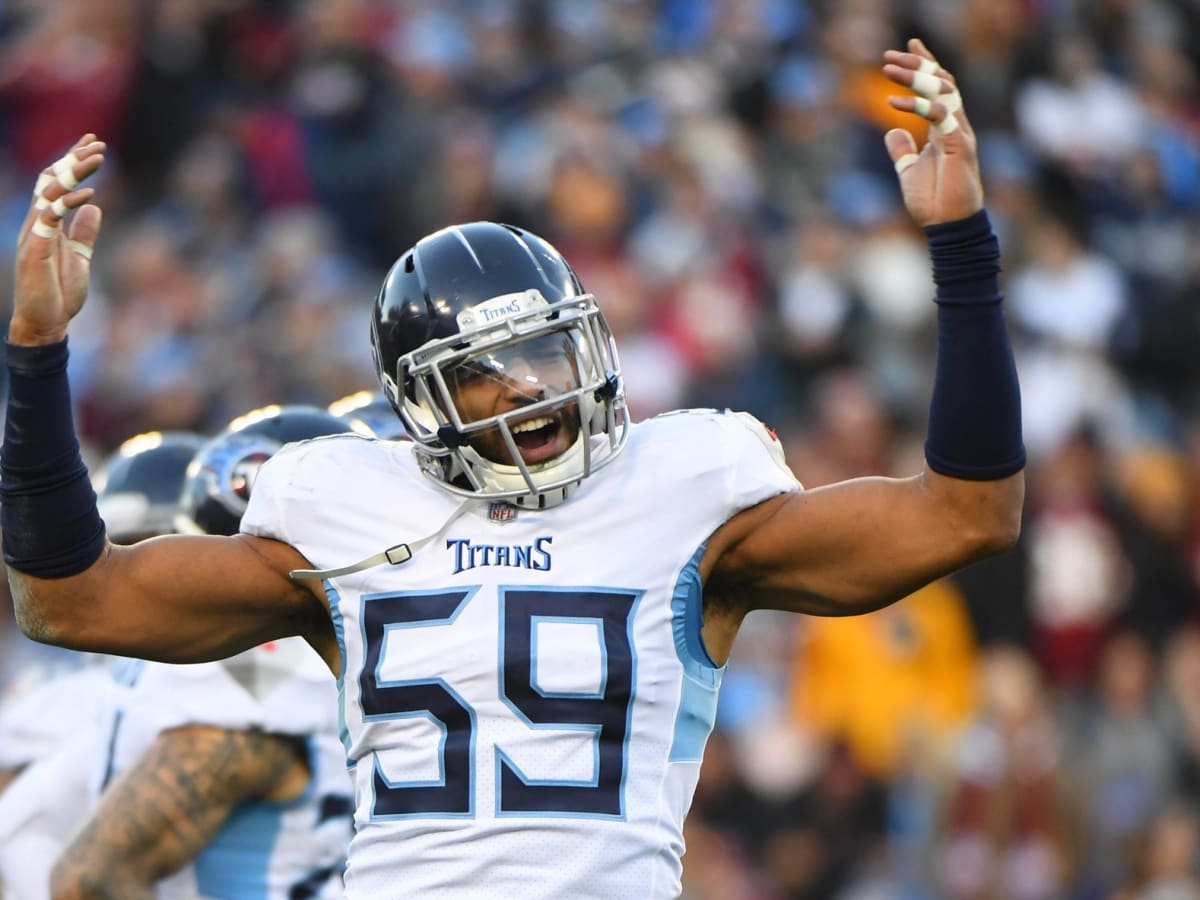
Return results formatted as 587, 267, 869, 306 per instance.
594, 373, 620, 401
437, 424, 468, 448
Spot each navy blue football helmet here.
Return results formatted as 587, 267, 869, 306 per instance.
93, 431, 209, 544
369, 222, 628, 508
328, 390, 409, 441
175, 405, 349, 536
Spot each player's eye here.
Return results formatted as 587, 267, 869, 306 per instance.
448, 359, 498, 387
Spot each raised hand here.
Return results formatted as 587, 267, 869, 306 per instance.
11, 134, 106, 346
882, 39, 983, 227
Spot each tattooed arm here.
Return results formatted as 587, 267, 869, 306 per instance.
0, 767, 19, 797
49, 725, 309, 900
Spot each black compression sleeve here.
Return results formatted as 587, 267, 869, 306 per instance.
0, 339, 106, 577
923, 210, 1026, 480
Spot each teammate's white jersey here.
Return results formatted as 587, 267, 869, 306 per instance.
0, 661, 114, 898
91, 643, 354, 900
242, 409, 799, 898
0, 659, 113, 770
0, 725, 99, 900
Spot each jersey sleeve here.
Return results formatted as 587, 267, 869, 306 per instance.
239, 440, 308, 544
0, 666, 112, 768
0, 735, 98, 894
714, 410, 801, 514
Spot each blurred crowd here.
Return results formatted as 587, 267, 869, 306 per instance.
1, 0, 1200, 897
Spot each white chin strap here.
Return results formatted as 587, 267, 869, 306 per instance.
290, 500, 475, 581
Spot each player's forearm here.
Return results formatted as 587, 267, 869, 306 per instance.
1, 338, 112, 646
921, 209, 1025, 552
49, 865, 154, 900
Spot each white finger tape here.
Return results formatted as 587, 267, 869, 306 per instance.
32, 220, 59, 239
894, 153, 920, 175
941, 89, 963, 116
67, 239, 93, 261
936, 114, 961, 135
913, 97, 932, 117
33, 171, 53, 210
50, 197, 69, 218
917, 58, 939, 75
910, 70, 943, 99
53, 152, 82, 190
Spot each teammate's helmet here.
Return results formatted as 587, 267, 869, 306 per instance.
176, 404, 348, 536
93, 431, 209, 543
369, 221, 629, 509
328, 390, 410, 441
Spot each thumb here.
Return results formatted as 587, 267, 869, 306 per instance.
885, 128, 923, 177
65, 203, 102, 260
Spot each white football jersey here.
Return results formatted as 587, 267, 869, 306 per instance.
0, 730, 98, 900
0, 660, 113, 770
91, 642, 353, 899
0, 661, 114, 898
242, 409, 799, 898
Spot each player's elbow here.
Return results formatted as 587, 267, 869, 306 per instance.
928, 469, 1024, 563
10, 573, 65, 646
955, 472, 1025, 559
8, 566, 105, 651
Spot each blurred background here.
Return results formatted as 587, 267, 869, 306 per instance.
1, 0, 1200, 897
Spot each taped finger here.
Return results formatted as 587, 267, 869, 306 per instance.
894, 153, 920, 175
32, 219, 59, 240
66, 239, 93, 261
50, 197, 70, 218
913, 97, 933, 118
940, 89, 962, 116
910, 70, 943, 99
936, 114, 961, 136
912, 54, 963, 127
33, 171, 54, 210
53, 152, 82, 190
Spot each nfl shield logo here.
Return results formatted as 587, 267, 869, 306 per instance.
488, 502, 518, 523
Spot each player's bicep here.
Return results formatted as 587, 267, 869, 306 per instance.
707, 468, 1021, 615
47, 532, 326, 664
50, 726, 303, 897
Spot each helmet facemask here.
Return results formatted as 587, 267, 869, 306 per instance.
381, 289, 629, 508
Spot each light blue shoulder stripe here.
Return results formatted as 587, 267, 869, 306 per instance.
324, 580, 353, 760
669, 543, 724, 763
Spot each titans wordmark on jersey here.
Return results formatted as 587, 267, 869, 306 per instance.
242, 409, 799, 899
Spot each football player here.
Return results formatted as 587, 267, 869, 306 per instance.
0, 660, 112, 900
4, 42, 1024, 897
42, 416, 354, 899
0, 432, 206, 898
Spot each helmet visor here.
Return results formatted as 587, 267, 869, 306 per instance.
443, 331, 584, 426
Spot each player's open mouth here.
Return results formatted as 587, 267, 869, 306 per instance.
510, 413, 565, 464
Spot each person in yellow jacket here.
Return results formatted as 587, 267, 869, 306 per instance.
790, 578, 978, 778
